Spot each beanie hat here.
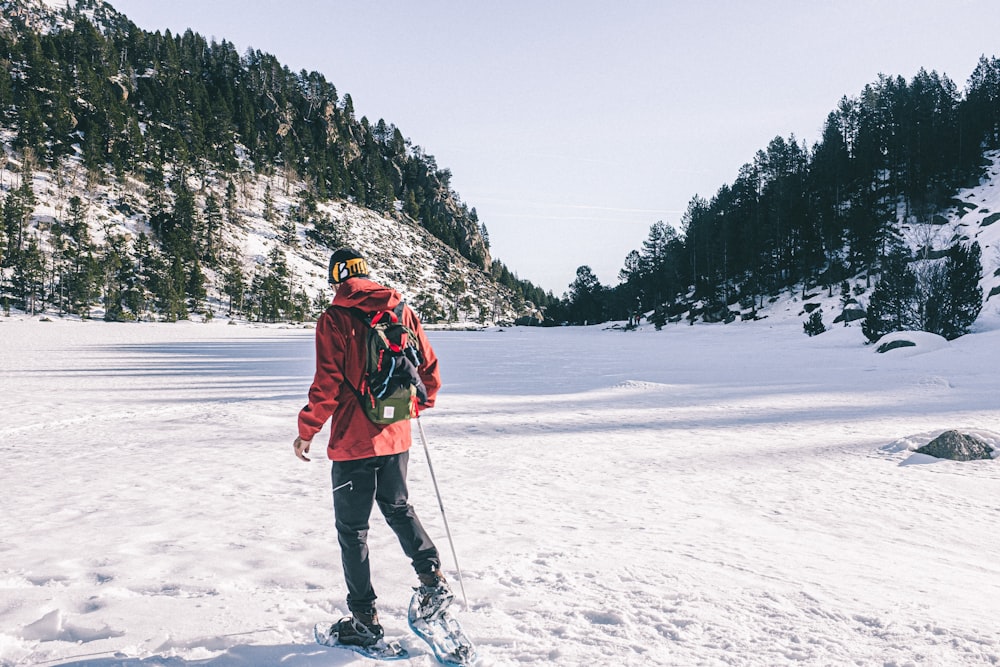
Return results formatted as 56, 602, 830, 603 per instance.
328, 247, 369, 284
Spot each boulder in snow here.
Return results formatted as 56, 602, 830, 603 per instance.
873, 331, 948, 355
833, 307, 866, 324
877, 339, 916, 353
916, 430, 995, 461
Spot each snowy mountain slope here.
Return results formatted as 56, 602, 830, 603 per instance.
0, 0, 517, 325
717, 150, 1000, 334
1, 317, 999, 666
943, 150, 1000, 322
1, 147, 516, 323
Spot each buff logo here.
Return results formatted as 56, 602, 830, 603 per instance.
331, 257, 369, 283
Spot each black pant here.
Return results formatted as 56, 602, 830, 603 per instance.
331, 450, 440, 613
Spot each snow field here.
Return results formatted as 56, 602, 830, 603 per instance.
1, 317, 1000, 665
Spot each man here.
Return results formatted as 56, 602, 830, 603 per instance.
294, 247, 453, 648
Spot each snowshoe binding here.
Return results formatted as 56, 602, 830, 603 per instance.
415, 571, 456, 621
314, 610, 408, 661
408, 582, 477, 666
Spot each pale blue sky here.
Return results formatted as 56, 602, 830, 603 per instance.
110, 0, 1000, 293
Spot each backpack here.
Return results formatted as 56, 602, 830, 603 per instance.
338, 302, 427, 425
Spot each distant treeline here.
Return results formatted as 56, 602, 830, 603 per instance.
550, 59, 1000, 331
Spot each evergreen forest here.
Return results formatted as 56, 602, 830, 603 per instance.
552, 59, 1000, 339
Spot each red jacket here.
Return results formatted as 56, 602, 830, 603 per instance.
298, 278, 441, 461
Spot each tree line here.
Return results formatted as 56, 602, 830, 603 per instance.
552, 59, 1000, 338
0, 164, 317, 322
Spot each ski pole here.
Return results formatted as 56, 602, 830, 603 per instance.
416, 416, 469, 610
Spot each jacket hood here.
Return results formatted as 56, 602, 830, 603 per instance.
332, 278, 402, 313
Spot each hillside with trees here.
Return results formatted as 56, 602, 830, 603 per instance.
0, 0, 549, 322
555, 60, 1000, 338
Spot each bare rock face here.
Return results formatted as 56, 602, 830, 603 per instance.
877, 339, 916, 353
833, 307, 866, 324
916, 430, 994, 461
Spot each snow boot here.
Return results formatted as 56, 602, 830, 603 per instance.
328, 609, 384, 647
414, 570, 455, 621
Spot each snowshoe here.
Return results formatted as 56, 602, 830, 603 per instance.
408, 590, 477, 666
314, 613, 409, 661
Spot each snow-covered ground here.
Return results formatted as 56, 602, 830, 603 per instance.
2, 314, 1000, 666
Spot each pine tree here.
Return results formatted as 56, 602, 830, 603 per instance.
413, 293, 443, 323
403, 190, 420, 220
863, 250, 918, 343
0, 194, 6, 272
100, 233, 126, 321
966, 56, 1000, 150
13, 234, 45, 314
250, 247, 293, 322
567, 265, 606, 325
839, 281, 852, 311
940, 241, 983, 339
203, 194, 222, 265
915, 259, 948, 336
263, 184, 275, 223
223, 254, 247, 316
156, 256, 189, 321
225, 180, 239, 224
131, 233, 156, 319
913, 241, 983, 339
478, 219, 490, 250
173, 176, 200, 260
186, 260, 208, 314
803, 310, 826, 336
49, 216, 69, 313
3, 178, 36, 266
446, 274, 467, 322
279, 214, 297, 247
305, 213, 346, 249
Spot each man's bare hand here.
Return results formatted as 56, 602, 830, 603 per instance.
293, 436, 312, 462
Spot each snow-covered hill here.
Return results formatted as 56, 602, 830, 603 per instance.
0, 0, 518, 326
0, 148, 517, 324
937, 150, 1000, 322
694, 150, 1000, 335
